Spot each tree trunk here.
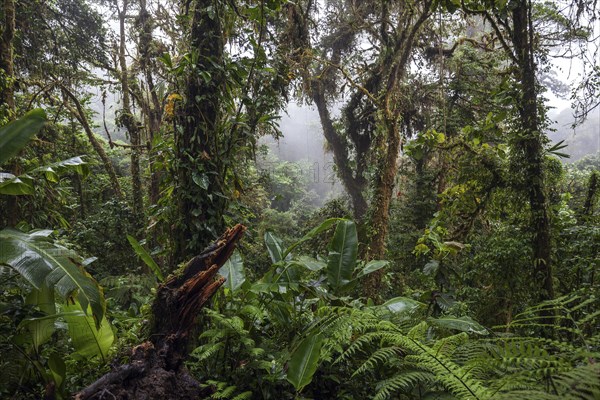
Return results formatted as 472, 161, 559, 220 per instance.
362, 1, 433, 298
367, 117, 401, 260
174, 0, 226, 263
1, 0, 17, 225
136, 0, 162, 207
74, 224, 246, 400
512, 0, 554, 303
0, 0, 15, 119
583, 171, 598, 216
312, 83, 368, 221
118, 0, 144, 222
362, 116, 401, 298
59, 87, 124, 199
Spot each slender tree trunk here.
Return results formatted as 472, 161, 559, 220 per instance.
363, 116, 402, 298
0, 0, 15, 118
137, 0, 162, 207
583, 171, 598, 216
367, 117, 401, 261
312, 83, 368, 221
59, 87, 124, 199
174, 0, 226, 263
512, 0, 554, 302
74, 174, 86, 220
362, 2, 433, 298
118, 0, 144, 221
1, 0, 17, 225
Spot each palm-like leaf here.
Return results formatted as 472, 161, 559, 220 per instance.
0, 172, 34, 195
287, 333, 324, 392
0, 109, 46, 165
327, 220, 358, 293
264, 231, 286, 264
127, 234, 164, 282
62, 301, 114, 361
219, 250, 245, 292
32, 156, 90, 182
0, 228, 105, 326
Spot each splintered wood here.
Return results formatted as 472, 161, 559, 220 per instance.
75, 224, 246, 400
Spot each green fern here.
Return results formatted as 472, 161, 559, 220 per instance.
307, 288, 600, 400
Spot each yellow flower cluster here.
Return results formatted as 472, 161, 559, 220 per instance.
164, 93, 182, 118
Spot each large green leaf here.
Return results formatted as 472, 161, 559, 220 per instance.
24, 283, 56, 352
0, 228, 105, 326
218, 250, 245, 292
286, 333, 324, 392
127, 235, 164, 282
32, 156, 90, 182
264, 231, 285, 264
381, 297, 425, 314
282, 218, 341, 259
294, 255, 326, 271
0, 156, 88, 195
0, 109, 46, 165
62, 301, 114, 361
326, 220, 358, 292
48, 353, 66, 391
0, 172, 34, 195
356, 260, 389, 278
430, 316, 488, 335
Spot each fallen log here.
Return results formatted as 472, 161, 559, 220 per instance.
75, 224, 246, 400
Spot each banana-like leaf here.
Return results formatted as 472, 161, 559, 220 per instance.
265, 231, 285, 264
327, 220, 358, 292
219, 249, 245, 292
287, 333, 324, 392
0, 109, 46, 165
0, 228, 105, 327
62, 301, 114, 361
24, 283, 56, 352
48, 353, 66, 391
32, 156, 90, 182
381, 297, 425, 314
429, 316, 488, 335
356, 260, 389, 278
0, 173, 34, 195
127, 235, 164, 282
282, 218, 341, 259
294, 255, 326, 271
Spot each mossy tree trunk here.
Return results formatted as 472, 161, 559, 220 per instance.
174, 0, 227, 264
511, 0, 554, 303
117, 0, 144, 222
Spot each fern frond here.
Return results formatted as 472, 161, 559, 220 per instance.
191, 342, 223, 363
552, 363, 600, 399
373, 370, 435, 400
352, 346, 403, 377
231, 391, 253, 400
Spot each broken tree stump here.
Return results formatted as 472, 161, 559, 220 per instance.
75, 224, 246, 400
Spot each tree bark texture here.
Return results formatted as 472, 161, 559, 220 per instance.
362, 1, 433, 298
174, 0, 227, 264
118, 0, 144, 221
137, 0, 162, 207
511, 0, 554, 302
583, 171, 598, 216
288, 2, 433, 282
75, 224, 246, 400
312, 82, 369, 221
1, 0, 16, 225
0, 0, 15, 118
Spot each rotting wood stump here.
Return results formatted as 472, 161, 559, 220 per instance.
75, 224, 246, 400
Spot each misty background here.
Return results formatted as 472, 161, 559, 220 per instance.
88, 90, 599, 207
